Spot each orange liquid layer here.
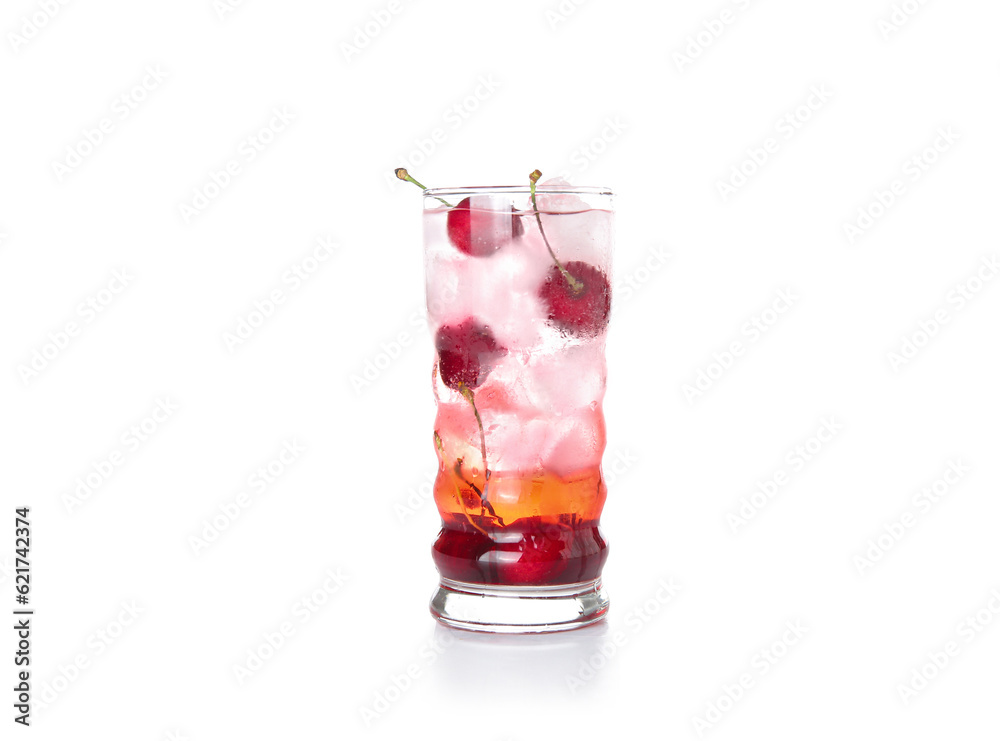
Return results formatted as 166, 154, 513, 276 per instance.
434, 465, 606, 524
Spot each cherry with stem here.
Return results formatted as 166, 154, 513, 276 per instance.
397, 167, 523, 256
530, 170, 612, 336
435, 320, 505, 519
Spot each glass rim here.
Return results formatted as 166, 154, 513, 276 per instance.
423, 185, 614, 198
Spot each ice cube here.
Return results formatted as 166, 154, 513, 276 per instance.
530, 207, 613, 270
426, 228, 552, 351
516, 341, 608, 416
540, 409, 606, 478
468, 195, 514, 248
534, 177, 589, 213
486, 412, 548, 475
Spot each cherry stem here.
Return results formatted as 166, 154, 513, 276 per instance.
458, 383, 491, 505
529, 169, 584, 294
457, 468, 504, 525
435, 431, 489, 536
395, 168, 453, 207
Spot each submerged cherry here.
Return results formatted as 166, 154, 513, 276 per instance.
447, 197, 524, 256
527, 169, 611, 337
435, 319, 505, 509
394, 171, 523, 256
494, 521, 571, 586
433, 526, 492, 583
538, 260, 611, 336
435, 319, 505, 391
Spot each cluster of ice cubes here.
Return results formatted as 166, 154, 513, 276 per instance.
425, 192, 612, 478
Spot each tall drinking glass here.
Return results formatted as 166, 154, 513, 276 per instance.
423, 183, 613, 633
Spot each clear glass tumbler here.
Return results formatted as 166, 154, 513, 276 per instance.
423, 183, 613, 633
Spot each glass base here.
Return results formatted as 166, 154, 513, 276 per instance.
430, 577, 609, 634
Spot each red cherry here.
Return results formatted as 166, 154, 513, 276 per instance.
433, 526, 492, 583
560, 525, 609, 583
447, 197, 524, 256
538, 261, 611, 336
435, 319, 506, 391
494, 521, 571, 586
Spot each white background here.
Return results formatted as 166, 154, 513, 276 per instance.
2, 0, 999, 738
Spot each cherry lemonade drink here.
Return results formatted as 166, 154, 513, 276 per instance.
404, 170, 613, 633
